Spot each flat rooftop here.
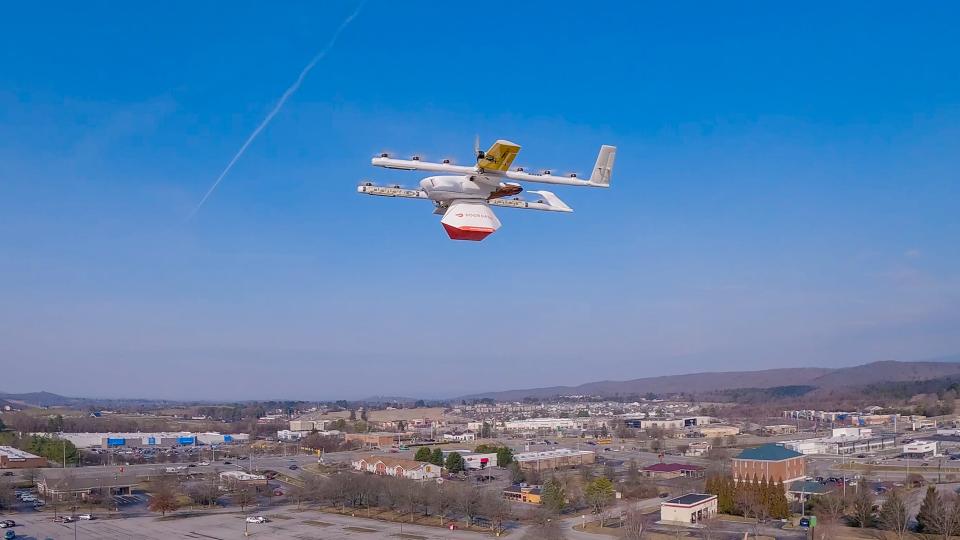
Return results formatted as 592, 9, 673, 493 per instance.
0, 446, 42, 459
665, 493, 716, 506
514, 448, 594, 461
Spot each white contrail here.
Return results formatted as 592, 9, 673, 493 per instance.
187, 2, 365, 220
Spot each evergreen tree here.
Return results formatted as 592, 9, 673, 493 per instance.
445, 451, 466, 473
430, 448, 444, 466
541, 477, 566, 514
916, 485, 940, 533
496, 446, 514, 467
769, 479, 789, 519
414, 447, 432, 462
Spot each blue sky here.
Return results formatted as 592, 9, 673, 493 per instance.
1, 2, 958, 400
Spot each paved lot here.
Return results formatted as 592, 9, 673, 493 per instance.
3, 506, 496, 540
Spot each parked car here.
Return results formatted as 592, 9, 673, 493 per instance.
198, 461, 210, 466
0, 521, 15, 529
288, 464, 299, 470
78, 514, 94, 520
245, 516, 267, 524
4, 529, 15, 540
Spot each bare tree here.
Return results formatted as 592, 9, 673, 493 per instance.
926, 492, 960, 540
621, 508, 645, 539
850, 487, 874, 528
877, 488, 911, 540
148, 475, 180, 516
233, 485, 257, 512
482, 490, 513, 535
812, 492, 848, 529
522, 508, 566, 540
453, 484, 484, 526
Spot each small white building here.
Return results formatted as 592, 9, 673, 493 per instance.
660, 493, 717, 525
443, 432, 476, 443
277, 430, 304, 441
904, 441, 938, 458
442, 450, 498, 469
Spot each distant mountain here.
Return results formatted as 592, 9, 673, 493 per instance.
460, 359, 960, 401
0, 391, 78, 408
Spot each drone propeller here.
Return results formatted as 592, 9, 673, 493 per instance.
474, 134, 485, 163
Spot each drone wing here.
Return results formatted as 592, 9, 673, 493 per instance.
503, 145, 616, 188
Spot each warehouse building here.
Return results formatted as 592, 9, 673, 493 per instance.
514, 448, 595, 472
0, 446, 47, 469
781, 428, 896, 455
502, 418, 581, 433
660, 493, 717, 525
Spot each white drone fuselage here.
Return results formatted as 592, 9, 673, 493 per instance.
358, 141, 616, 241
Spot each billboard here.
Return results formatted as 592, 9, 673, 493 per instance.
147, 437, 157, 445
224, 435, 233, 443
106, 438, 125, 447
178, 436, 196, 445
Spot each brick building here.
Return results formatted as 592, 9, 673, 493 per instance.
0, 446, 47, 469
731, 444, 805, 484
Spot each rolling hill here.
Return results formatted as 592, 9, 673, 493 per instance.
460, 359, 960, 401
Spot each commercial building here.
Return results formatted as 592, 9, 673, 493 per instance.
442, 450, 498, 470
345, 432, 406, 448
514, 448, 595, 472
0, 446, 47, 469
219, 470, 268, 488
781, 428, 896, 455
502, 418, 580, 433
903, 441, 938, 458
36, 469, 138, 502
731, 444, 805, 485
623, 416, 714, 431
351, 455, 443, 480
43, 432, 248, 449
762, 424, 798, 435
642, 463, 705, 479
503, 484, 542, 504
660, 493, 717, 525
696, 425, 740, 438
684, 441, 712, 457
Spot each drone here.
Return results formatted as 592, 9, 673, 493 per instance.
357, 139, 616, 241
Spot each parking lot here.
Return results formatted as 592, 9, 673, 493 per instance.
2, 505, 494, 539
